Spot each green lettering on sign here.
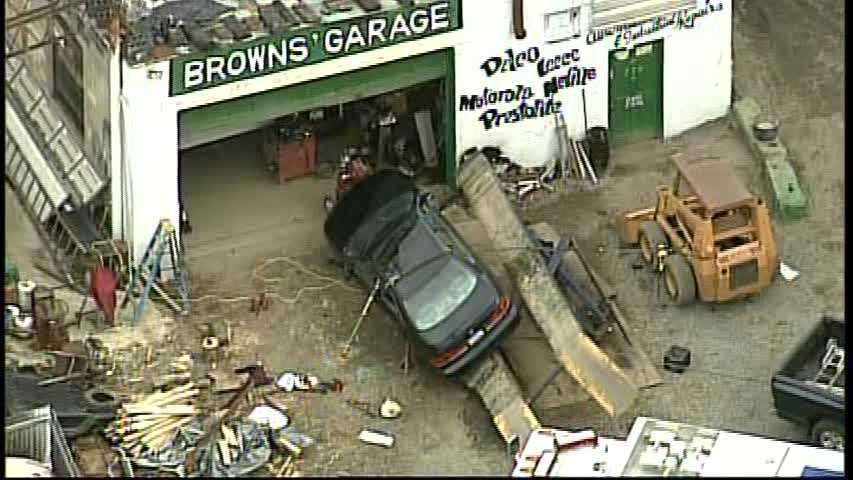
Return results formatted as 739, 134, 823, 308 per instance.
170, 0, 460, 96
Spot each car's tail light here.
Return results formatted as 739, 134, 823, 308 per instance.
485, 296, 512, 330
431, 297, 513, 369
430, 344, 469, 368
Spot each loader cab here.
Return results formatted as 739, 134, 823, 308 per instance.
622, 155, 779, 305
668, 155, 778, 301
670, 156, 766, 255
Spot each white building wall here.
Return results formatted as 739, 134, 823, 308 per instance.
119, 0, 731, 261
455, 0, 732, 167
120, 64, 178, 261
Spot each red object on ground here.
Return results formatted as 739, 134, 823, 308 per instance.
91, 265, 119, 326
336, 158, 371, 199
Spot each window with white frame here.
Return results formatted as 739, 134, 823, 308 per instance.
544, 5, 585, 43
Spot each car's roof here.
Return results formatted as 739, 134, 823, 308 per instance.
673, 155, 755, 212
393, 220, 448, 275
324, 170, 418, 253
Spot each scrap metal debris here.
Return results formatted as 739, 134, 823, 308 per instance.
473, 146, 562, 203
248, 405, 291, 430
379, 398, 402, 419
663, 345, 692, 374
779, 262, 800, 282
358, 428, 395, 448
277, 372, 343, 394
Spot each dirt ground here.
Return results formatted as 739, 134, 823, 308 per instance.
175, 2, 845, 474
4, 1, 843, 476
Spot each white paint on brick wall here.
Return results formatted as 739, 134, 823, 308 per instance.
454, 0, 731, 167
121, 64, 180, 261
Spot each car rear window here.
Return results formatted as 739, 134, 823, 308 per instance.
402, 257, 477, 331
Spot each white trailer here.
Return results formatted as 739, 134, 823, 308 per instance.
512, 417, 845, 477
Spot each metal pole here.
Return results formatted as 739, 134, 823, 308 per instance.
5, 38, 55, 58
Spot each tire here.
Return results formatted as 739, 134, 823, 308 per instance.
84, 388, 120, 413
639, 221, 668, 268
663, 254, 697, 306
812, 419, 845, 451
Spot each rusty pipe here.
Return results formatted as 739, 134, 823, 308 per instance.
512, 0, 526, 40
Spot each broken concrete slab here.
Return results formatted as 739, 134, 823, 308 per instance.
457, 350, 540, 448
732, 97, 809, 221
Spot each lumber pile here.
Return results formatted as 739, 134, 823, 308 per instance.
104, 382, 199, 457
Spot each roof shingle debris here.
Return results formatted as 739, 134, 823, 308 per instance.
108, 0, 414, 66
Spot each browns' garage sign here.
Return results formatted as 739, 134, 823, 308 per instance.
170, 0, 460, 96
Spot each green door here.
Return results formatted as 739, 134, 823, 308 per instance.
608, 40, 663, 145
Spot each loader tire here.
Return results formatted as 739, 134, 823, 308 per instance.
639, 221, 668, 268
663, 254, 697, 306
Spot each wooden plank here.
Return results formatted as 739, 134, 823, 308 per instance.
447, 213, 587, 411
458, 350, 541, 447
458, 153, 639, 417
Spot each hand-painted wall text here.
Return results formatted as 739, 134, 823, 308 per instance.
587, 1, 723, 49
461, 46, 597, 130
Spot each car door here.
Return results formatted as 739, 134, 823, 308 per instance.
380, 286, 404, 324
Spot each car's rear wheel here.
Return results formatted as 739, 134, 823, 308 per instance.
639, 221, 668, 269
663, 254, 697, 306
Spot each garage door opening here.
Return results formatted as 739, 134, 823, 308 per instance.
178, 77, 451, 277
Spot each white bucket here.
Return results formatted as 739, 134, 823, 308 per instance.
14, 314, 33, 331
5, 304, 20, 330
17, 280, 36, 312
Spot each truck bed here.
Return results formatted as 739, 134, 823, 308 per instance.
776, 316, 845, 388
771, 316, 845, 429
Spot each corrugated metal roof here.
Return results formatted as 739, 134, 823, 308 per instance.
5, 405, 83, 477
105, 0, 412, 65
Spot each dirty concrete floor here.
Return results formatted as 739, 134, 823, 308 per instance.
175, 130, 509, 476
521, 0, 846, 443
3, 1, 843, 476
174, 3, 845, 474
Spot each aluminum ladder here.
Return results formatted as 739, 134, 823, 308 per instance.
5, 45, 108, 286
119, 219, 191, 324
814, 338, 845, 389
5, 55, 106, 206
